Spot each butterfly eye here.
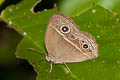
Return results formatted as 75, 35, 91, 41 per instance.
60, 25, 71, 33
82, 44, 89, 49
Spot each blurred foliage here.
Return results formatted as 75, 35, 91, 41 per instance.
96, 0, 120, 10
58, 0, 94, 16
0, 0, 120, 80
0, 0, 4, 5
0, 20, 21, 63
58, 0, 120, 16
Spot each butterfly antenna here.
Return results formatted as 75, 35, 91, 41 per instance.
27, 48, 47, 61
27, 48, 46, 54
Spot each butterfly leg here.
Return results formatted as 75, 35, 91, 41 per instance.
63, 63, 72, 74
49, 62, 53, 74
64, 63, 80, 80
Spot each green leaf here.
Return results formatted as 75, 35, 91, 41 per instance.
1, 0, 120, 80
1, 0, 56, 52
95, 0, 120, 18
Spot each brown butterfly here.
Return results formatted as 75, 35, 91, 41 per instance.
45, 13, 98, 64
